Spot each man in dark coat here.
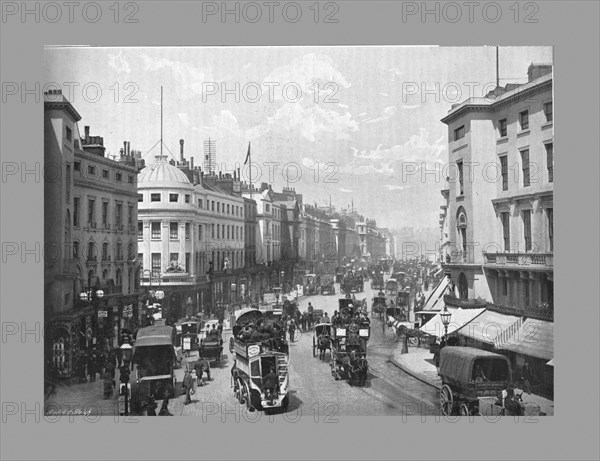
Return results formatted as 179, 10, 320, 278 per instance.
87, 350, 97, 383
262, 366, 279, 404
194, 359, 211, 386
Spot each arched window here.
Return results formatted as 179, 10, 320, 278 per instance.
87, 269, 95, 288
116, 242, 123, 261
102, 269, 109, 280
87, 241, 96, 261
128, 242, 135, 260
456, 207, 468, 261
73, 241, 80, 259
128, 267, 133, 294
458, 272, 469, 300
116, 268, 122, 285
102, 242, 109, 261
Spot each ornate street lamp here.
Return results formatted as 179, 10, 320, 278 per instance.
440, 305, 452, 344
79, 287, 105, 346
119, 343, 132, 416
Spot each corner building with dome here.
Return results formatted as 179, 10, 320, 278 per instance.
137, 154, 246, 322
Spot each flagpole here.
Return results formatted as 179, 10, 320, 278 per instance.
248, 142, 252, 200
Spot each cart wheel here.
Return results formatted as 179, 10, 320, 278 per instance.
459, 403, 470, 416
239, 379, 248, 405
228, 337, 234, 353
440, 384, 454, 416
312, 337, 316, 357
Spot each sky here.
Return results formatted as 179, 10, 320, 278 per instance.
45, 46, 552, 230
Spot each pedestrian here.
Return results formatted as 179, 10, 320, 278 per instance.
262, 366, 279, 405
288, 319, 296, 342
87, 350, 97, 383
146, 394, 157, 416
158, 398, 172, 416
183, 370, 194, 404
102, 370, 115, 399
194, 358, 211, 386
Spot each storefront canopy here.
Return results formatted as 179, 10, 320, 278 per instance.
421, 276, 453, 312
456, 310, 522, 345
420, 307, 485, 339
497, 318, 554, 361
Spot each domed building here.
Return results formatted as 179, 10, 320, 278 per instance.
137, 154, 246, 321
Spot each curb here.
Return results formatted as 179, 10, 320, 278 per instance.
387, 357, 441, 391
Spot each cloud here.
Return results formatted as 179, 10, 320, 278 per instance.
341, 128, 447, 176
338, 103, 349, 109
339, 188, 352, 193
380, 92, 389, 97
263, 53, 351, 102
140, 54, 211, 98
107, 51, 130, 74
178, 113, 191, 127
364, 105, 397, 124
402, 104, 421, 110
383, 184, 410, 191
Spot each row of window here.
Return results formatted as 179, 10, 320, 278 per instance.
453, 102, 553, 142
73, 197, 135, 229
73, 161, 134, 184
72, 240, 136, 261
141, 193, 244, 216
499, 208, 553, 252
455, 142, 553, 196
495, 276, 553, 309
147, 249, 244, 275
139, 221, 245, 242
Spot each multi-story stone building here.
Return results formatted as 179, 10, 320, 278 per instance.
137, 155, 245, 321
440, 64, 553, 390
44, 90, 141, 379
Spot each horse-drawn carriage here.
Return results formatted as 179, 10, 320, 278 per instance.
303, 274, 320, 296
175, 318, 202, 357
199, 325, 224, 366
438, 347, 539, 416
320, 274, 336, 295
341, 274, 364, 294
385, 278, 399, 295
329, 321, 370, 386
372, 296, 387, 319
313, 323, 333, 360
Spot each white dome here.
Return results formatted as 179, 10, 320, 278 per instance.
138, 156, 191, 188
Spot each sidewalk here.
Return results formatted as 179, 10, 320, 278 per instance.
389, 347, 554, 416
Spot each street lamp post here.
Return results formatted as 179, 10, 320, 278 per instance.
119, 343, 132, 416
79, 287, 105, 347
440, 305, 452, 345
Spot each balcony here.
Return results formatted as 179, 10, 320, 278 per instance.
140, 273, 198, 286
444, 295, 487, 309
100, 255, 112, 263
86, 256, 98, 265
487, 301, 553, 322
483, 252, 553, 269
443, 250, 479, 266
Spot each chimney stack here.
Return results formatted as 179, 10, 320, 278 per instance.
84, 126, 90, 142
126, 142, 130, 156
119, 148, 124, 157
180, 139, 184, 161
123, 141, 127, 156
190, 156, 194, 169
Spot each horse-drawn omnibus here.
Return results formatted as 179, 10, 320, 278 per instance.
229, 309, 290, 412
320, 274, 336, 295
175, 318, 202, 357
130, 324, 177, 411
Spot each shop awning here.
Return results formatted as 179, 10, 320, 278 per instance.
420, 307, 485, 339
497, 318, 554, 361
456, 310, 523, 345
421, 276, 452, 312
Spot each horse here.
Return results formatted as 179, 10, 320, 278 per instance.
387, 316, 409, 342
344, 356, 368, 386
317, 335, 331, 361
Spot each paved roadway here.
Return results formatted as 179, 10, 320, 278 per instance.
170, 280, 439, 418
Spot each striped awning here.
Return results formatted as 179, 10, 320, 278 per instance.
420, 307, 486, 339
456, 310, 523, 346
497, 318, 554, 361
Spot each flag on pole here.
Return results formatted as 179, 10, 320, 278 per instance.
244, 142, 251, 165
